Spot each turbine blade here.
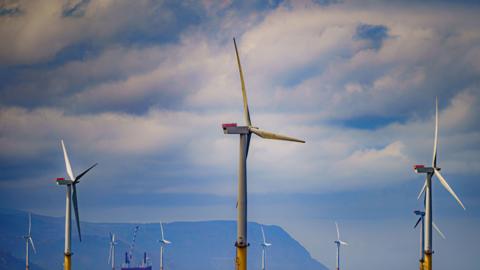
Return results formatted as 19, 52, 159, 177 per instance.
29, 237, 36, 254
61, 140, 75, 180
110, 232, 113, 242
72, 184, 82, 241
28, 213, 31, 235
335, 222, 340, 241
433, 222, 446, 239
108, 245, 112, 263
160, 221, 165, 241
233, 38, 252, 127
432, 97, 438, 168
75, 163, 98, 183
340, 241, 349, 246
250, 127, 305, 143
414, 217, 422, 229
417, 178, 427, 200
434, 169, 466, 210
261, 226, 266, 244
245, 133, 251, 158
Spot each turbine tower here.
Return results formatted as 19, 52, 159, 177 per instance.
23, 213, 36, 270
108, 232, 118, 270
334, 222, 348, 270
222, 38, 305, 270
414, 98, 465, 270
158, 221, 171, 270
413, 210, 445, 270
260, 226, 271, 270
56, 140, 97, 270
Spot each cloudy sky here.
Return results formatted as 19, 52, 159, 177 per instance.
1, 0, 480, 269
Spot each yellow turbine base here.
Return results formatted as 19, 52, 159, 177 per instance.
235, 246, 247, 270
419, 259, 424, 270
64, 253, 71, 270
424, 252, 432, 270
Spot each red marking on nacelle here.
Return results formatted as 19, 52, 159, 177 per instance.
222, 123, 237, 128
413, 165, 425, 170
56, 177, 65, 181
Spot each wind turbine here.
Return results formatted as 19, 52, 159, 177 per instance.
108, 232, 118, 270
222, 38, 305, 270
334, 222, 348, 270
158, 221, 171, 270
23, 213, 36, 270
56, 140, 97, 270
413, 98, 466, 270
413, 210, 446, 270
260, 226, 272, 270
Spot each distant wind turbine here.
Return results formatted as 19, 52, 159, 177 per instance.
222, 37, 305, 270
108, 232, 118, 270
334, 222, 348, 270
56, 140, 97, 270
23, 213, 36, 270
158, 221, 171, 270
260, 226, 272, 270
414, 98, 465, 270
413, 210, 445, 270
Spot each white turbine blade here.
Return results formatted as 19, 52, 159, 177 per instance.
108, 245, 112, 263
160, 222, 165, 241
261, 226, 266, 244
434, 169, 466, 210
61, 140, 75, 180
433, 222, 446, 239
29, 237, 36, 254
340, 240, 349, 246
28, 213, 32, 235
432, 97, 438, 167
417, 178, 427, 200
335, 222, 340, 241
250, 127, 305, 143
163, 240, 171, 244
233, 38, 252, 127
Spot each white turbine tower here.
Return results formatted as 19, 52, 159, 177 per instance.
56, 140, 97, 270
222, 37, 305, 270
23, 213, 36, 270
158, 222, 171, 270
334, 222, 348, 270
413, 210, 445, 270
414, 98, 466, 270
108, 232, 118, 270
260, 226, 271, 270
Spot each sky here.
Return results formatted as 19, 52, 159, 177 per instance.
1, 0, 480, 269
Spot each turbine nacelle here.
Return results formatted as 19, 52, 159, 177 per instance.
414, 210, 425, 216
223, 123, 250, 135
413, 165, 436, 174
56, 178, 74, 185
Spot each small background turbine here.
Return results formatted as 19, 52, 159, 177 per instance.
260, 226, 272, 270
158, 221, 171, 270
334, 222, 348, 270
23, 213, 36, 270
